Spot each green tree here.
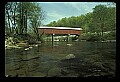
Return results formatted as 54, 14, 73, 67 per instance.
5, 2, 18, 35
5, 2, 45, 42
92, 5, 108, 40
16, 2, 30, 34
28, 2, 44, 41
47, 4, 116, 41
105, 7, 116, 31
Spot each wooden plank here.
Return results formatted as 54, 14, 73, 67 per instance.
38, 29, 80, 35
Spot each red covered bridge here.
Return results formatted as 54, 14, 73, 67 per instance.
38, 27, 82, 42
38, 27, 82, 35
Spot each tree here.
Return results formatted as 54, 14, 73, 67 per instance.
105, 7, 116, 31
5, 2, 18, 35
5, 2, 45, 42
46, 4, 116, 41
16, 2, 30, 34
92, 5, 108, 40
5, 2, 30, 35
28, 2, 44, 41
107, 2, 116, 7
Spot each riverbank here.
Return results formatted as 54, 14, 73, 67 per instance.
5, 36, 41, 49
80, 40, 116, 42
5, 34, 116, 50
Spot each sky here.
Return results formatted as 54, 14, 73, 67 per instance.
38, 2, 110, 25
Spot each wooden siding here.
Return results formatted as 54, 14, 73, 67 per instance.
38, 29, 81, 35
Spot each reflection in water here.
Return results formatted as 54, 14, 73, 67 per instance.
5, 42, 116, 77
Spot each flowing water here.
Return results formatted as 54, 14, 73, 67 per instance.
5, 42, 116, 77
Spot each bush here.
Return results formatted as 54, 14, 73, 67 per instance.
39, 34, 47, 43
103, 31, 116, 40
13, 34, 37, 44
81, 31, 116, 41
72, 36, 78, 41
81, 33, 100, 41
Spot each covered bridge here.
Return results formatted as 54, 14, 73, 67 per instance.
38, 27, 82, 35
38, 26, 82, 42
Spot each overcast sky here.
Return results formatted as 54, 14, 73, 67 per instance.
38, 2, 109, 25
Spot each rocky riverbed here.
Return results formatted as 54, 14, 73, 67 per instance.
5, 42, 116, 77
5, 37, 41, 49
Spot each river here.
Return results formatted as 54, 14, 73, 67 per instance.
5, 42, 116, 77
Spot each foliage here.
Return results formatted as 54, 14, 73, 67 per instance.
81, 33, 100, 41
5, 2, 44, 42
47, 4, 116, 41
39, 33, 47, 43
103, 31, 116, 40
5, 3, 116, 42
28, 2, 44, 41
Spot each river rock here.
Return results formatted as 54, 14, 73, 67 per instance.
67, 44, 72, 46
5, 37, 14, 46
17, 42, 29, 48
64, 54, 75, 59
47, 67, 61, 77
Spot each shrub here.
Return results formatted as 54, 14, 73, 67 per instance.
81, 33, 100, 41
103, 31, 116, 40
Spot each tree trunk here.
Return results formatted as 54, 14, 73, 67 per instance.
13, 6, 16, 34
21, 5, 24, 34
25, 10, 27, 34
101, 23, 104, 41
19, 3, 22, 34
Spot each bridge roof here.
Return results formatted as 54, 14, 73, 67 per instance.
38, 27, 82, 30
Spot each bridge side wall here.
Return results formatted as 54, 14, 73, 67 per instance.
38, 29, 81, 35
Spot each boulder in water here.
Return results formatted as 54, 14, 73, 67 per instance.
67, 44, 72, 46
47, 67, 61, 77
64, 54, 75, 59
17, 42, 29, 48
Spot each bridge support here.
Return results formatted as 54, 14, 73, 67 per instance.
66, 34, 70, 43
52, 34, 55, 45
